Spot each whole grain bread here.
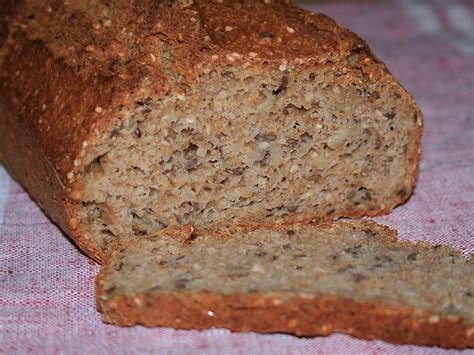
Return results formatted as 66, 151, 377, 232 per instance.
0, 0, 423, 262
97, 221, 473, 349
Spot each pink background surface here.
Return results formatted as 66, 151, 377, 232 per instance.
1, 1, 473, 353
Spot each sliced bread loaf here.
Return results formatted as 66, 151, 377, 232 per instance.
0, 0, 422, 262
96, 221, 473, 348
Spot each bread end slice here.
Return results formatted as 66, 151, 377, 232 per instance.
96, 221, 473, 348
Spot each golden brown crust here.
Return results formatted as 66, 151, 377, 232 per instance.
0, 1, 12, 47
96, 290, 473, 349
0, 0, 423, 262
0, 94, 67, 228
0, 95, 103, 260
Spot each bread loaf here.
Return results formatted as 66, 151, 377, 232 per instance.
0, 0, 423, 262
96, 221, 473, 349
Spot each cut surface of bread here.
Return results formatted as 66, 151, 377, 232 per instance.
96, 221, 473, 348
0, 0, 423, 261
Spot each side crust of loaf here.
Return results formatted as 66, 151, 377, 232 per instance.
0, 95, 99, 258
96, 292, 474, 349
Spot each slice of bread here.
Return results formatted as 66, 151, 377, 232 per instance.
96, 221, 473, 348
0, 0, 422, 262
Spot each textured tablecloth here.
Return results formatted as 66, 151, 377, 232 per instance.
1, 0, 473, 353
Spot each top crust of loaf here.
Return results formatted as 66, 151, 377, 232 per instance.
0, 0, 423, 261
0, 0, 418, 179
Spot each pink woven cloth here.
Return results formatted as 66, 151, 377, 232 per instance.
1, 1, 473, 353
